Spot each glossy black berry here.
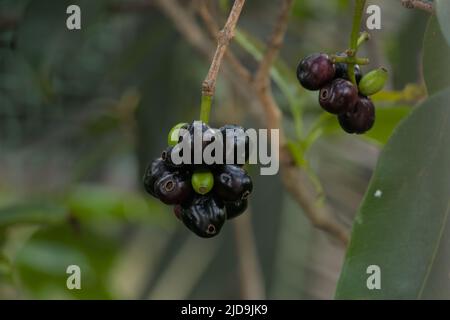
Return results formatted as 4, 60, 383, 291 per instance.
338, 95, 375, 134
154, 171, 194, 205
173, 205, 183, 221
225, 199, 248, 220
319, 78, 359, 114
180, 196, 226, 238
143, 158, 169, 198
335, 62, 362, 84
214, 165, 252, 202
297, 53, 335, 91
220, 124, 250, 166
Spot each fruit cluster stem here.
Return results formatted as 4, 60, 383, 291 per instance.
200, 0, 246, 123
200, 95, 212, 123
347, 0, 367, 85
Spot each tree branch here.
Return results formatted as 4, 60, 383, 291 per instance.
400, 0, 434, 13
254, 0, 294, 85
251, 0, 348, 245
198, 1, 252, 84
202, 0, 246, 97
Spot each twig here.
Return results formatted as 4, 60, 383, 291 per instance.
202, 0, 246, 97
252, 0, 348, 245
254, 0, 294, 85
198, 1, 252, 84
232, 209, 265, 299
401, 0, 434, 13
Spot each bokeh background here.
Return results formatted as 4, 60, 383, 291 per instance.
0, 0, 429, 299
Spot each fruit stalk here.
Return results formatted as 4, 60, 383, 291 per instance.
200, 0, 246, 123
347, 0, 367, 85
200, 95, 212, 123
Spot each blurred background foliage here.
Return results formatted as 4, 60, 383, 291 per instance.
0, 0, 430, 299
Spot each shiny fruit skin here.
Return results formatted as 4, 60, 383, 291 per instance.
154, 171, 194, 205
319, 78, 359, 114
297, 53, 336, 91
225, 199, 248, 220
338, 95, 375, 134
180, 196, 226, 238
143, 158, 169, 198
214, 165, 253, 202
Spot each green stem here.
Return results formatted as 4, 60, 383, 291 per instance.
199, 95, 212, 123
331, 56, 370, 65
348, 0, 367, 85
357, 31, 370, 48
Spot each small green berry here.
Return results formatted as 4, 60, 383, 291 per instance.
191, 170, 214, 195
358, 68, 388, 96
167, 122, 188, 147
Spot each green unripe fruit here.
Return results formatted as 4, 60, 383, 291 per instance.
167, 122, 188, 147
358, 68, 388, 96
191, 170, 214, 195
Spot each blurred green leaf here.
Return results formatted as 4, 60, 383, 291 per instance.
0, 202, 67, 227
436, 0, 450, 46
66, 184, 170, 225
306, 106, 412, 147
15, 224, 118, 299
336, 88, 450, 299
423, 16, 450, 95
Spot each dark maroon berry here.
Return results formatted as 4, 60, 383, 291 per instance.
297, 53, 335, 91
338, 95, 375, 134
173, 205, 183, 221
220, 124, 250, 166
143, 158, 169, 198
161, 146, 194, 171
154, 171, 194, 205
319, 78, 359, 114
214, 165, 252, 202
180, 196, 226, 238
335, 63, 362, 84
225, 199, 248, 220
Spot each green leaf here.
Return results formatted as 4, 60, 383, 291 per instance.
0, 202, 67, 227
436, 0, 450, 46
364, 106, 412, 145
423, 16, 450, 95
335, 88, 450, 299
308, 106, 412, 147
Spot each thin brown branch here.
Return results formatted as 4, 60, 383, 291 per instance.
198, 1, 252, 84
400, 0, 434, 13
250, 0, 349, 245
155, 0, 210, 55
202, 0, 246, 97
232, 209, 265, 299
254, 0, 294, 85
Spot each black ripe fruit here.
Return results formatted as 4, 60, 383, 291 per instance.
154, 171, 193, 205
220, 124, 250, 165
180, 196, 226, 238
338, 95, 375, 134
143, 158, 169, 197
225, 199, 248, 220
214, 165, 252, 202
319, 78, 359, 114
297, 53, 335, 91
335, 63, 362, 84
